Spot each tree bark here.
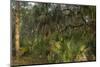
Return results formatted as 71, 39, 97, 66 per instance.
15, 1, 20, 57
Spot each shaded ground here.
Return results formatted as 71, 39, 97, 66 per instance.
11, 55, 48, 66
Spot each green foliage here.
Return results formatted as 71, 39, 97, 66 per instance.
12, 1, 96, 65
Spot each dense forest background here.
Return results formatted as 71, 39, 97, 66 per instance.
11, 1, 96, 66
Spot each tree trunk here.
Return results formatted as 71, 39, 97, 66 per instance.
15, 1, 20, 57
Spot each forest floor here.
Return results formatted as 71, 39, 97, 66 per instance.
11, 55, 48, 66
